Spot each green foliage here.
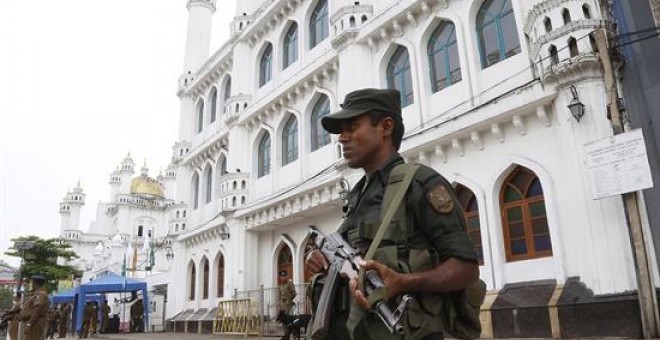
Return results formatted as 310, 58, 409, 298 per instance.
0, 287, 13, 309
4, 235, 82, 292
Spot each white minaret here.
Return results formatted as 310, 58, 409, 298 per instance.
183, 0, 216, 74
109, 167, 121, 201
118, 153, 135, 194
234, 0, 263, 17
59, 180, 86, 234
162, 163, 178, 200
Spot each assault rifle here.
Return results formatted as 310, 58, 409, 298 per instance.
310, 228, 412, 339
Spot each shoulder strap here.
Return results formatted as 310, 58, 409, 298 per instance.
358, 163, 419, 288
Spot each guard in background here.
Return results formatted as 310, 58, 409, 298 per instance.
18, 275, 50, 340
58, 303, 71, 338
81, 301, 94, 338
46, 306, 59, 339
6, 294, 21, 340
129, 298, 144, 333
89, 301, 98, 335
100, 300, 110, 333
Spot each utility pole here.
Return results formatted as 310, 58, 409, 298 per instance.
593, 27, 660, 338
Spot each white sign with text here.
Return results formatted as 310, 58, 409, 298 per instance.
584, 129, 654, 200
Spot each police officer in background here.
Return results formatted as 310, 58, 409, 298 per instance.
46, 306, 59, 339
57, 303, 71, 338
305, 89, 479, 340
18, 275, 50, 340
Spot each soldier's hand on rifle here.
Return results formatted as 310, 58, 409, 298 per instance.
349, 260, 408, 310
304, 248, 329, 274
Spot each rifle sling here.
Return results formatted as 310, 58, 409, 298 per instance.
358, 163, 419, 293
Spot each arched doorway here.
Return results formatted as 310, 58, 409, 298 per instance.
276, 245, 293, 286
303, 234, 319, 282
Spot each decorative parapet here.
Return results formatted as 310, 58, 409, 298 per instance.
187, 0, 216, 12
330, 4, 373, 50
231, 13, 256, 36
114, 194, 174, 210
224, 93, 252, 126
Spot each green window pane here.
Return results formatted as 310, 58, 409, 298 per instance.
506, 206, 522, 222
504, 186, 522, 202
468, 216, 480, 230
529, 201, 546, 217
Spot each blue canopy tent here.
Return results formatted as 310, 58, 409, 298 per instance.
75, 272, 149, 334
50, 287, 104, 305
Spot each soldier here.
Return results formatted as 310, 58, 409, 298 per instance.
89, 301, 98, 335
57, 303, 71, 338
305, 89, 479, 340
100, 300, 110, 334
81, 301, 94, 338
279, 279, 297, 340
46, 306, 59, 339
129, 298, 144, 333
280, 279, 296, 314
18, 275, 50, 340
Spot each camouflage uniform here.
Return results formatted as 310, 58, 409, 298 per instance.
313, 154, 477, 340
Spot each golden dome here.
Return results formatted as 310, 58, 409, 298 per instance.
130, 176, 164, 198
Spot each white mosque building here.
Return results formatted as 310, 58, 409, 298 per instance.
61, 0, 656, 337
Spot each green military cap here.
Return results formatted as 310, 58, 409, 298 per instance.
321, 88, 402, 134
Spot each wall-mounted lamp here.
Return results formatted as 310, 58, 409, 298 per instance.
338, 178, 351, 201
567, 85, 585, 122
220, 224, 230, 241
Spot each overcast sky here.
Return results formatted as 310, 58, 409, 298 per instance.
0, 0, 237, 267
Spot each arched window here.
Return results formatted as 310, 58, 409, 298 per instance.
477, 0, 520, 68
500, 166, 553, 262
189, 262, 196, 300
543, 17, 552, 33
241, 196, 246, 204
196, 99, 204, 133
568, 37, 578, 57
277, 245, 293, 286
455, 185, 484, 264
282, 115, 298, 165
191, 173, 200, 209
258, 133, 271, 177
349, 16, 356, 27
216, 254, 225, 298
223, 77, 231, 115
387, 46, 414, 107
562, 8, 571, 25
203, 166, 213, 204
209, 87, 218, 123
310, 0, 328, 48
310, 95, 331, 151
283, 23, 298, 69
582, 4, 591, 19
549, 45, 559, 65
428, 22, 462, 93
202, 258, 210, 299
259, 44, 273, 87
361, 15, 368, 24
217, 156, 227, 178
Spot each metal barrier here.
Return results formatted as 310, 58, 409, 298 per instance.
233, 284, 311, 337
213, 298, 261, 337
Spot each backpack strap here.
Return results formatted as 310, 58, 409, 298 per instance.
358, 163, 419, 291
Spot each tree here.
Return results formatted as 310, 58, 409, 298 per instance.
4, 236, 82, 292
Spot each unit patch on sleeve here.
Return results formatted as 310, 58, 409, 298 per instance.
427, 184, 455, 214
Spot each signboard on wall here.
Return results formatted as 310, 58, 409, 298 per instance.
584, 129, 654, 200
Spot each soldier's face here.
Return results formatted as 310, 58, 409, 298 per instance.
338, 114, 386, 171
